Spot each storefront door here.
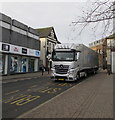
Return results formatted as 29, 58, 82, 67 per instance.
28, 59, 35, 72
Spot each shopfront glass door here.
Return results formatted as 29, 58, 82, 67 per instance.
28, 59, 34, 72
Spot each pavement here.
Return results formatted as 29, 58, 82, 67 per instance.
1, 71, 50, 83
17, 70, 113, 118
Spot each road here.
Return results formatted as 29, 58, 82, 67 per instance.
2, 75, 83, 118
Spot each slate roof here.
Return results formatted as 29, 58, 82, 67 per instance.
36, 27, 53, 38
36, 27, 61, 43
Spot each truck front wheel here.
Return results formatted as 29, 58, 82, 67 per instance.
76, 73, 80, 80
84, 71, 87, 78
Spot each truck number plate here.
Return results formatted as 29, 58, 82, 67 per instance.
58, 78, 64, 81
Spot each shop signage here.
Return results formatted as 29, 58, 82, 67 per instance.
29, 49, 35, 56
2, 44, 10, 51
10, 45, 21, 54
0, 42, 40, 57
22, 48, 27, 54
36, 50, 40, 57
13, 47, 19, 52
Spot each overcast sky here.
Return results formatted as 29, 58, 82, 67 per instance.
1, 1, 113, 46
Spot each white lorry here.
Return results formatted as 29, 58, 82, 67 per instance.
51, 43, 99, 81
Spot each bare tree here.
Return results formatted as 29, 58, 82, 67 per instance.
71, 0, 115, 36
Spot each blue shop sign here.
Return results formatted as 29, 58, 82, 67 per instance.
36, 50, 40, 57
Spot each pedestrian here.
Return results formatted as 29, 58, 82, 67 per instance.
107, 65, 111, 75
41, 64, 45, 75
47, 62, 50, 74
107, 68, 111, 75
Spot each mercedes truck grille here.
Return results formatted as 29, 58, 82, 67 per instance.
55, 65, 69, 74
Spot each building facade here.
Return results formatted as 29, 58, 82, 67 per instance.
0, 13, 40, 75
89, 39, 107, 69
36, 27, 60, 70
106, 34, 115, 73
89, 33, 115, 73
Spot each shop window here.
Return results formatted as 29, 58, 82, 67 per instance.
28, 59, 35, 72
10, 56, 18, 73
21, 58, 27, 72
0, 54, 5, 74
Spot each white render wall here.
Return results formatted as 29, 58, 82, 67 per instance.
112, 51, 115, 73
40, 38, 47, 67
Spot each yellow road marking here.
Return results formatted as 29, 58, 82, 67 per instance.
4, 94, 40, 106
57, 83, 72, 87
40, 87, 52, 93
5, 90, 20, 95
10, 95, 40, 106
47, 88, 61, 94
39, 87, 61, 94
14, 96, 40, 106
4, 94, 28, 103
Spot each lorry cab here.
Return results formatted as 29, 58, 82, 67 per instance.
51, 43, 81, 81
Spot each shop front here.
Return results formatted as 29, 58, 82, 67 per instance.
9, 55, 37, 74
0, 42, 40, 75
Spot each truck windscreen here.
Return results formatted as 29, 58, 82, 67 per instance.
52, 51, 75, 61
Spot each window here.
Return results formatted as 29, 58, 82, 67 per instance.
21, 58, 27, 72
10, 56, 18, 73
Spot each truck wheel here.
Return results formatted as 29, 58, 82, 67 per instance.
76, 73, 80, 80
93, 69, 96, 74
84, 71, 87, 78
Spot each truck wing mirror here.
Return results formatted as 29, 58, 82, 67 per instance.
77, 52, 80, 59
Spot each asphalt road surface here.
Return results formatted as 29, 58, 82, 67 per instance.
2, 75, 84, 118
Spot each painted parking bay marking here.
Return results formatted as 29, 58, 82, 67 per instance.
4, 94, 40, 106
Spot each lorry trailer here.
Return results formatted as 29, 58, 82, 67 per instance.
51, 43, 99, 81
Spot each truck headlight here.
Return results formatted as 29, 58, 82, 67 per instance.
51, 68, 54, 71
68, 68, 75, 74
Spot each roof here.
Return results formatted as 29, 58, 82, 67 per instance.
36, 27, 53, 38
36, 27, 61, 44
